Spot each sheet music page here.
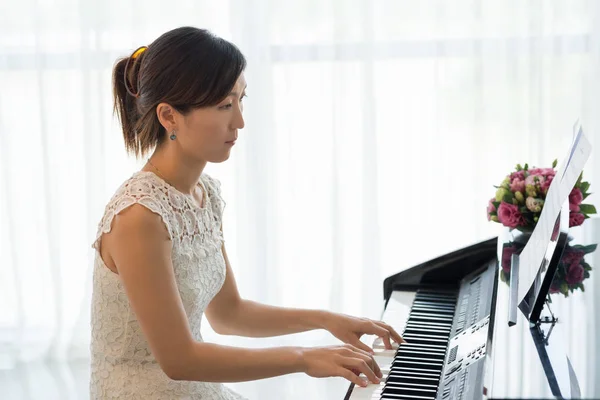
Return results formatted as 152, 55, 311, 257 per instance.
517, 126, 592, 303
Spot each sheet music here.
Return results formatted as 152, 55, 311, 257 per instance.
517, 126, 592, 303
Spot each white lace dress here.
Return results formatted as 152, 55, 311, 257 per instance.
90, 171, 247, 400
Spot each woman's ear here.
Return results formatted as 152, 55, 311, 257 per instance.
156, 103, 179, 132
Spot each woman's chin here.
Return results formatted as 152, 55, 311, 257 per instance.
208, 151, 232, 164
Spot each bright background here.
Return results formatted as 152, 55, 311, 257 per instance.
1, 0, 599, 399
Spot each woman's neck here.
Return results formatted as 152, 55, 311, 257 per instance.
144, 145, 206, 195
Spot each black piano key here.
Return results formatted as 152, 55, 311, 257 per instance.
404, 326, 451, 334
395, 349, 446, 359
395, 355, 444, 364
410, 308, 455, 316
399, 349, 446, 359
411, 305, 456, 313
384, 381, 439, 391
382, 386, 437, 399
403, 330, 451, 338
388, 377, 441, 386
386, 385, 436, 393
418, 291, 456, 296
387, 368, 441, 378
387, 371, 440, 382
392, 360, 443, 370
400, 337, 448, 346
409, 313, 454, 322
404, 321, 453, 329
399, 342, 448, 351
404, 323, 451, 331
413, 295, 456, 303
402, 332, 450, 340
389, 367, 441, 379
413, 299, 456, 307
381, 394, 434, 400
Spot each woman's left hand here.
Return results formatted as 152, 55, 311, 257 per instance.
321, 312, 405, 354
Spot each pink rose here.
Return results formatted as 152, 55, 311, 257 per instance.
569, 188, 583, 205
501, 245, 521, 272
562, 248, 584, 266
528, 168, 542, 175
510, 171, 525, 182
487, 198, 496, 221
540, 174, 554, 194
497, 201, 525, 228
510, 170, 525, 182
529, 167, 555, 177
569, 212, 585, 227
566, 264, 585, 285
541, 168, 556, 176
510, 179, 526, 194
525, 174, 545, 187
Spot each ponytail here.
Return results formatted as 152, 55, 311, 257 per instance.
112, 49, 163, 158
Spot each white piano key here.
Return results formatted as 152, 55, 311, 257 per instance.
347, 291, 415, 400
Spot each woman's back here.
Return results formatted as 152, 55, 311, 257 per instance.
90, 171, 245, 399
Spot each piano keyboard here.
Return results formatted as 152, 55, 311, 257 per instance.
346, 290, 458, 400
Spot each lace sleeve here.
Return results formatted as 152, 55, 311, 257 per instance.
92, 178, 175, 251
202, 174, 226, 223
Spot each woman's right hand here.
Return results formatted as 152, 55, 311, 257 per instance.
299, 344, 383, 387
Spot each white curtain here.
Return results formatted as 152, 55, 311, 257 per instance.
1, 0, 599, 399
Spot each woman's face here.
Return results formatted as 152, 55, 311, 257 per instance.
176, 73, 247, 163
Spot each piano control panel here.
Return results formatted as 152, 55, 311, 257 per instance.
436, 261, 496, 400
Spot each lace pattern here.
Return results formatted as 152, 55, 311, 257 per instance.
90, 171, 247, 399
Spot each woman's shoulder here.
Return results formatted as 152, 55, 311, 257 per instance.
106, 170, 169, 203
200, 172, 225, 212
93, 171, 175, 247
200, 172, 221, 193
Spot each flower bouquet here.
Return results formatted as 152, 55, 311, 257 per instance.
500, 239, 596, 297
487, 160, 596, 232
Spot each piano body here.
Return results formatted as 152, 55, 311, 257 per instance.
344, 217, 600, 400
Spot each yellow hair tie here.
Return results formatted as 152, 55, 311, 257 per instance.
132, 46, 148, 59
124, 46, 148, 98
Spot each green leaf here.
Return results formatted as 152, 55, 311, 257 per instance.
580, 182, 590, 193
581, 284, 585, 292
560, 283, 569, 295
584, 271, 591, 279
503, 194, 514, 204
552, 159, 558, 168
579, 204, 597, 214
581, 244, 597, 253
524, 163, 529, 171
583, 192, 592, 200
492, 201, 501, 208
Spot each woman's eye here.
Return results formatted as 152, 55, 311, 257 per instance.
220, 103, 233, 109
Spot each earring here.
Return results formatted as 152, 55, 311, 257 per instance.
169, 130, 177, 140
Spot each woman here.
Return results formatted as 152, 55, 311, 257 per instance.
91, 26, 403, 399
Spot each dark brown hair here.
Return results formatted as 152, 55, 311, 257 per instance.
112, 27, 246, 158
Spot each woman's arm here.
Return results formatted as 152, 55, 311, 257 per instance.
205, 244, 329, 337
205, 246, 403, 352
102, 204, 380, 386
